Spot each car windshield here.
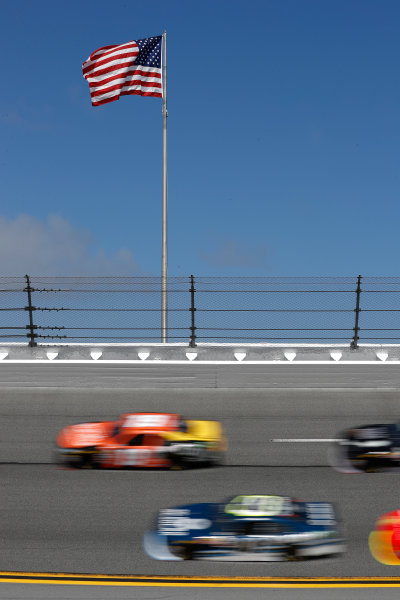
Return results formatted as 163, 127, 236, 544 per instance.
224, 495, 286, 517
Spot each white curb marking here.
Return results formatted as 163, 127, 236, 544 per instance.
272, 439, 344, 443
2, 360, 400, 365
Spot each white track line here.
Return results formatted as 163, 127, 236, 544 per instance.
1, 360, 400, 365
272, 439, 344, 443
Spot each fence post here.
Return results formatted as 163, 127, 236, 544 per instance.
24, 274, 37, 347
350, 274, 362, 349
189, 274, 197, 348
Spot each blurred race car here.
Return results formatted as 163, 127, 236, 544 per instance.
56, 412, 226, 469
144, 494, 345, 561
329, 422, 400, 473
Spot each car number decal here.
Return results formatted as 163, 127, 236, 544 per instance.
305, 503, 336, 525
225, 495, 285, 517
112, 448, 153, 466
158, 509, 211, 535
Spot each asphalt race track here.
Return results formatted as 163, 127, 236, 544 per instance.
1, 364, 400, 598
3, 362, 400, 389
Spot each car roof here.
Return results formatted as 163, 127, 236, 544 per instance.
119, 413, 182, 431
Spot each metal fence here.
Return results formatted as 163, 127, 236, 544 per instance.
2, 275, 400, 347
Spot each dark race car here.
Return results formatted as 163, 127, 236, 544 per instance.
144, 494, 345, 561
330, 423, 400, 473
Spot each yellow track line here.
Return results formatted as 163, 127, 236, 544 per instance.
0, 573, 400, 588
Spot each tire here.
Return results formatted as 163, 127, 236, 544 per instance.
328, 441, 365, 474
71, 452, 92, 469
209, 450, 226, 467
172, 443, 208, 469
285, 545, 308, 561
171, 544, 194, 560
55, 447, 96, 469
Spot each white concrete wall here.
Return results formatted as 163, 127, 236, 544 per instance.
0, 342, 397, 362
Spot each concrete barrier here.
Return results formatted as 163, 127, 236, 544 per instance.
0, 342, 400, 362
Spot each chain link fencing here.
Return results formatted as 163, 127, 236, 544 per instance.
1, 275, 400, 346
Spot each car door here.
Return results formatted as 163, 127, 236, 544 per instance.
99, 433, 170, 468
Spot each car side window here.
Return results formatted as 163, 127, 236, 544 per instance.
250, 521, 285, 535
143, 434, 163, 447
128, 434, 144, 446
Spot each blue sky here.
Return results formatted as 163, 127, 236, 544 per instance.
1, 0, 399, 276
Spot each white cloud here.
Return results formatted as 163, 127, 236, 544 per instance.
0, 214, 139, 275
199, 237, 269, 270
0, 105, 51, 131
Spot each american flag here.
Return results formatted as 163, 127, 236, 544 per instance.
82, 36, 162, 106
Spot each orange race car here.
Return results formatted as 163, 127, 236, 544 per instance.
56, 412, 226, 469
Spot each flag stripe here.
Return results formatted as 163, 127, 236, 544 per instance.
84, 59, 139, 80
89, 41, 139, 62
90, 76, 162, 97
86, 67, 161, 85
95, 86, 163, 102
83, 51, 140, 76
82, 36, 163, 105
84, 46, 139, 70
92, 89, 162, 106
90, 79, 162, 98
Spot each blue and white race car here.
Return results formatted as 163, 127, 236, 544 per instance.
144, 494, 345, 561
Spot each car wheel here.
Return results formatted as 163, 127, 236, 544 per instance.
210, 451, 225, 467
72, 450, 97, 469
171, 544, 194, 560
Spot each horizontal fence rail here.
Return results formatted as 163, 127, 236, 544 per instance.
2, 275, 400, 347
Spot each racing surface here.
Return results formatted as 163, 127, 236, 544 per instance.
3, 362, 400, 388
2, 585, 400, 600
1, 365, 400, 582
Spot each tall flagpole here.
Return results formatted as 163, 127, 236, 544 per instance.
161, 30, 168, 342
